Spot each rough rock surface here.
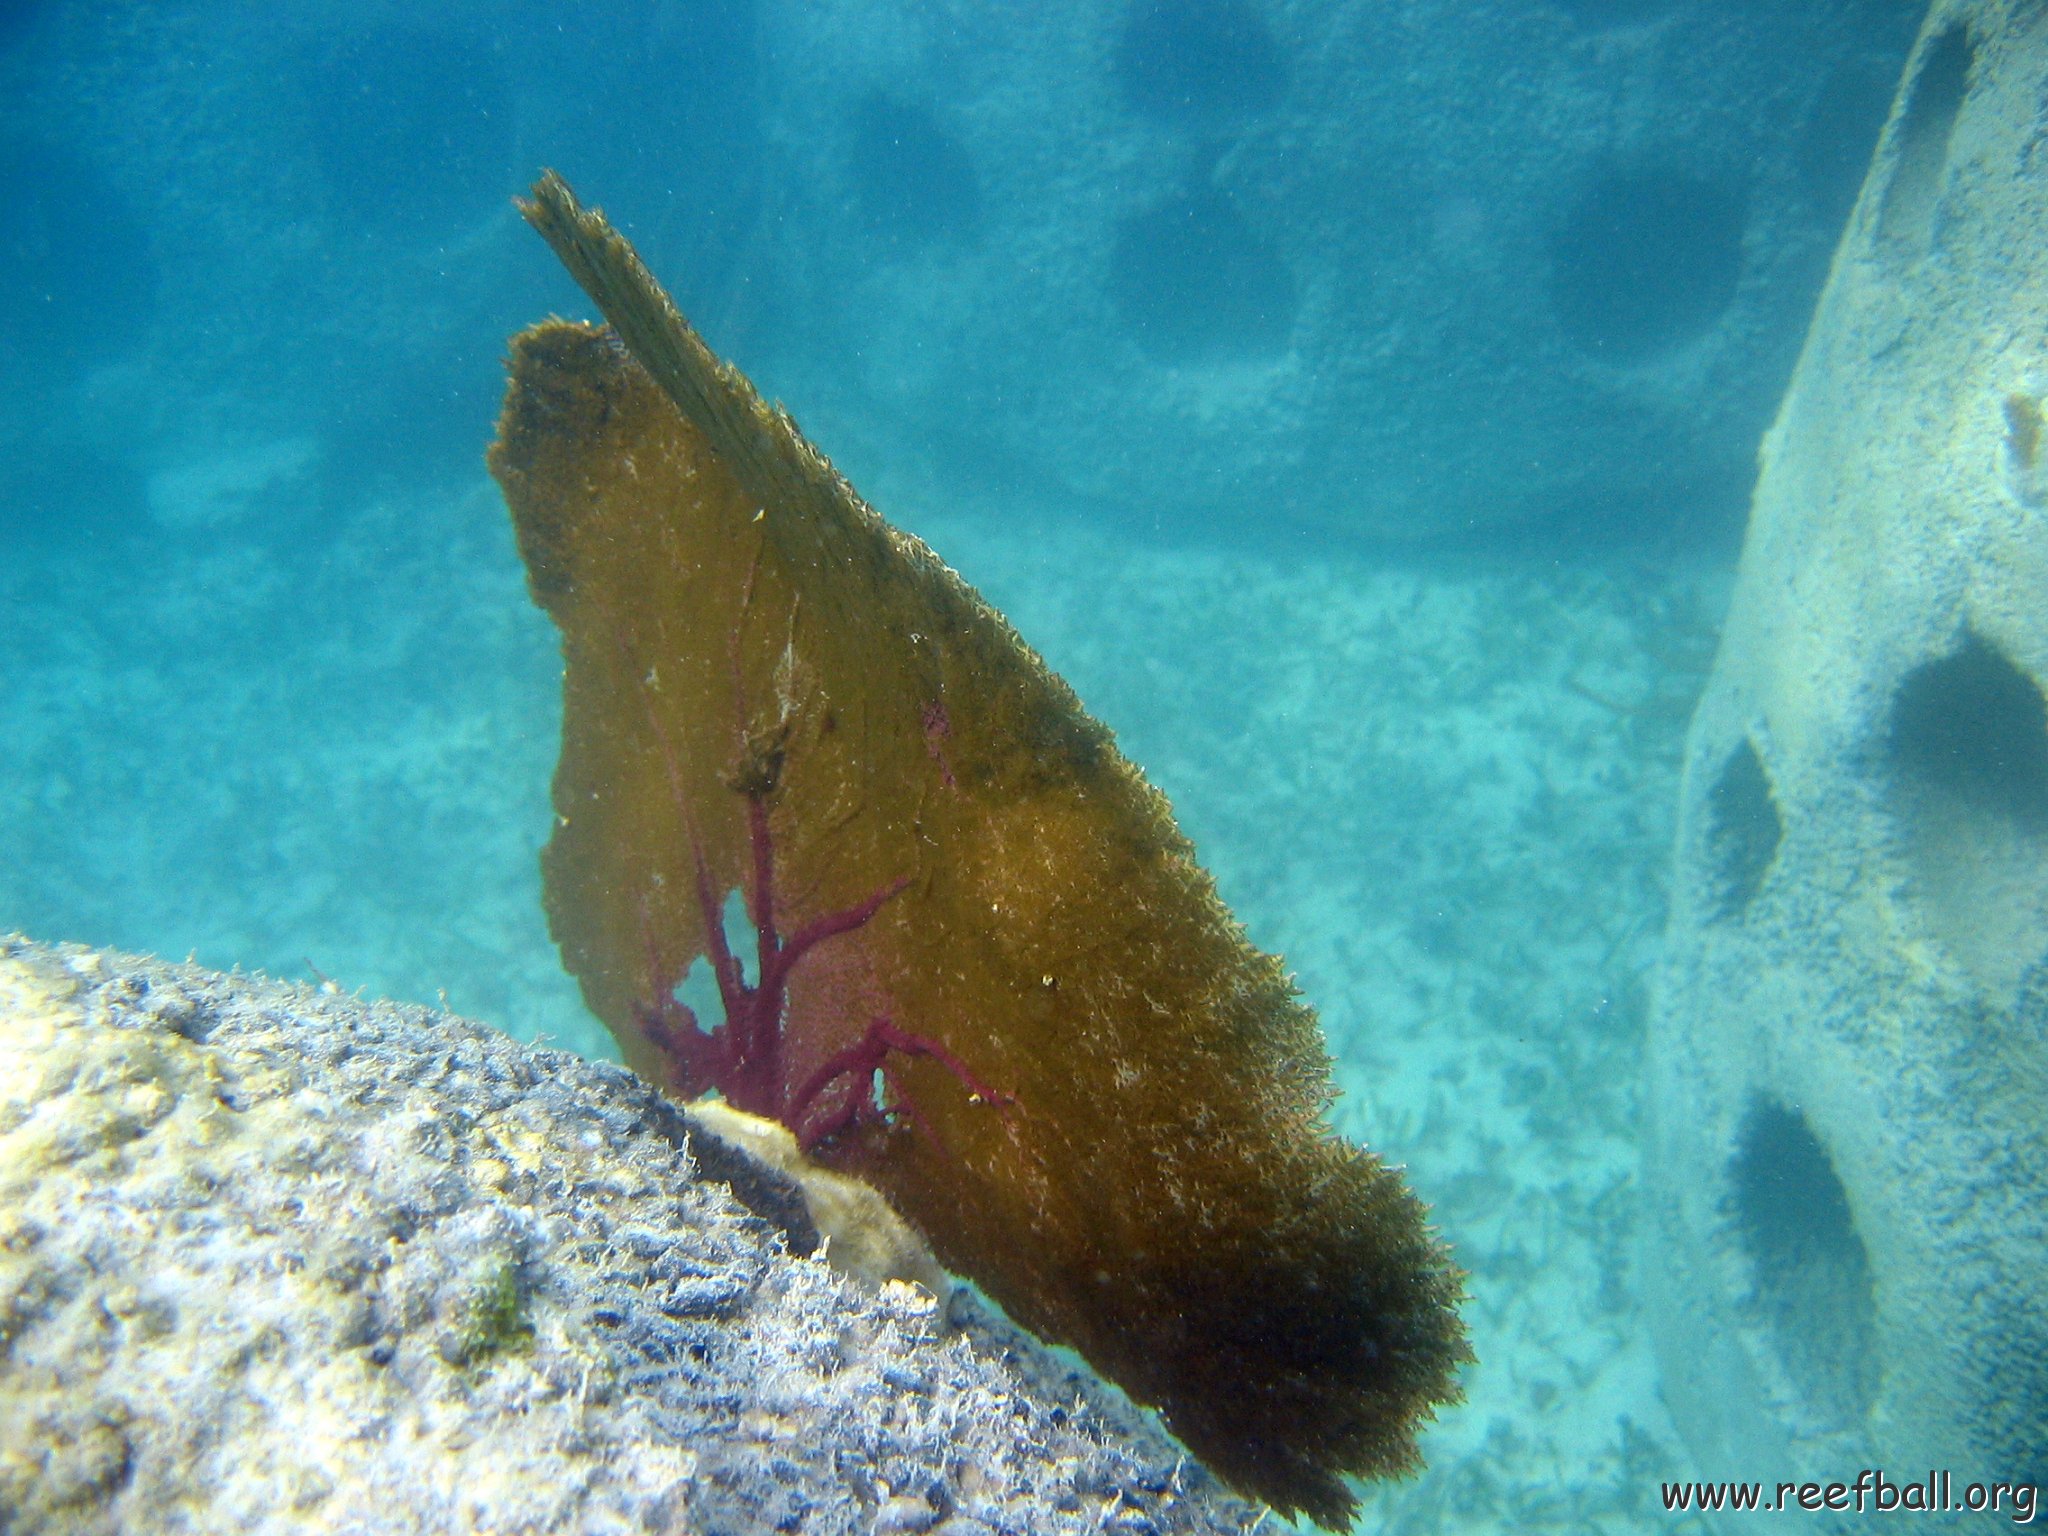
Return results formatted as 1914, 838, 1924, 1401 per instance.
0, 936, 1262, 1536
1648, 2, 2048, 1526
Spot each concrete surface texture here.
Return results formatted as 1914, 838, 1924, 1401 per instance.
751, 0, 1919, 543
1648, 0, 2048, 1524
0, 937, 1262, 1536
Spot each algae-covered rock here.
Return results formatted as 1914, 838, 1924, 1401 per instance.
0, 936, 1264, 1536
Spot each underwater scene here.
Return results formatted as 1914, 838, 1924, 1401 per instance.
3, 1, 2044, 1532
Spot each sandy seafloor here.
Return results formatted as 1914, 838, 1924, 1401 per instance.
0, 456, 1731, 1533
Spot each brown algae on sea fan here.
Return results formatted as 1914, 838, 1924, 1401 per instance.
488, 170, 1469, 1528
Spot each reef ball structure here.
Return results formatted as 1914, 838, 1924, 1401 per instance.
1649, 0, 2048, 1524
0, 936, 1266, 1536
750, 0, 1923, 543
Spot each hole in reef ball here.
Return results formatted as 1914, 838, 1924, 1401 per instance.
1729, 1098, 1878, 1425
1798, 59, 1904, 231
1705, 737, 1782, 920
1108, 189, 1295, 364
0, 133, 160, 368
0, 1, 49, 51
1549, 0, 1675, 26
295, 27, 513, 233
1549, 167, 1747, 360
1114, 0, 1286, 128
1886, 629, 2048, 996
0, 443, 148, 550
847, 94, 981, 245
1889, 630, 2048, 828
1874, 22, 1975, 250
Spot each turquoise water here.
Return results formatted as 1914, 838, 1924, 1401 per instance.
9, 3, 2015, 1532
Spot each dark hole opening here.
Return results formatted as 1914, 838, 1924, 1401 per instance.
1706, 738, 1782, 919
1798, 59, 1902, 232
1874, 24, 1974, 249
297, 28, 514, 234
0, 133, 159, 367
0, 0, 48, 50
1890, 631, 2048, 828
0, 443, 148, 551
1730, 1099, 1878, 1425
847, 95, 981, 245
1550, 0, 1674, 26
1549, 168, 1747, 360
1114, 0, 1286, 128
1108, 188, 1296, 364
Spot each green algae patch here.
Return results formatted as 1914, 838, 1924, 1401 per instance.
446, 1254, 535, 1368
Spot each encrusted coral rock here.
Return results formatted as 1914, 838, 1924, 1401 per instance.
0, 936, 1263, 1536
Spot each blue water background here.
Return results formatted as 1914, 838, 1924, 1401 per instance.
0, 3, 1927, 1530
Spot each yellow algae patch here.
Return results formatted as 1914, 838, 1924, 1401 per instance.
687, 1099, 948, 1297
